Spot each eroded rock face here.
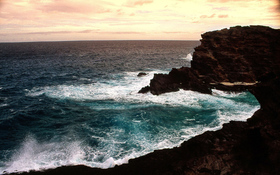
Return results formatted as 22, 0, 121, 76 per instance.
192, 25, 280, 84
139, 25, 280, 94
148, 67, 211, 95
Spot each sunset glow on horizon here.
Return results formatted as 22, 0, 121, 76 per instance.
0, 0, 279, 42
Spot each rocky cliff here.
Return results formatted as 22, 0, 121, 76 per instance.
192, 25, 280, 84
139, 25, 280, 94
10, 25, 280, 175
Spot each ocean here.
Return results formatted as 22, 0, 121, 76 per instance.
0, 41, 259, 174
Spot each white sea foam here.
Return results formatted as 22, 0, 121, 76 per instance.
17, 70, 261, 174
0, 97, 9, 108
27, 70, 251, 110
27, 70, 203, 108
181, 124, 218, 140
1, 134, 134, 173
181, 53, 193, 62
0, 131, 181, 173
186, 53, 193, 61
1, 103, 259, 174
216, 106, 259, 124
181, 105, 259, 140
1, 135, 85, 173
26, 70, 259, 113
0, 104, 8, 108
4, 107, 258, 174
212, 89, 245, 98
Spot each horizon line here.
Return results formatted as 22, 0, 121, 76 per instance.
0, 39, 201, 44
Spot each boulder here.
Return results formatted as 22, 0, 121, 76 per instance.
148, 67, 211, 95
137, 72, 148, 77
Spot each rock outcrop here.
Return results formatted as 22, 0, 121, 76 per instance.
139, 25, 280, 94
192, 25, 280, 84
137, 72, 148, 77
139, 67, 211, 95
10, 25, 280, 175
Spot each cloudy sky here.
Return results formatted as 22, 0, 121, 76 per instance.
0, 0, 279, 42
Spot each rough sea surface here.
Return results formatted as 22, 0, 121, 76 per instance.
0, 41, 259, 174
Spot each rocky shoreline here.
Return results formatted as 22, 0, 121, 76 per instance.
139, 25, 280, 95
9, 25, 280, 175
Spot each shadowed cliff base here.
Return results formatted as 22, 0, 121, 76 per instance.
9, 25, 280, 175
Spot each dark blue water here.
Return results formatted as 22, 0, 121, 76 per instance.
0, 41, 259, 173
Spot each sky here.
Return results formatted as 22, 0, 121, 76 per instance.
0, 0, 279, 42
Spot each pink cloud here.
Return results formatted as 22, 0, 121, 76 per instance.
163, 31, 188, 34
99, 31, 145, 35
192, 21, 200, 23
199, 13, 228, 19
134, 0, 153, 6
218, 14, 228, 18
22, 29, 99, 35
207, 0, 238, 2
200, 14, 216, 18
126, 0, 153, 7
269, 2, 280, 13
17, 30, 145, 36
36, 0, 112, 15
212, 7, 229, 11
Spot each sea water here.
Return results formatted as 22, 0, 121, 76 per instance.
0, 41, 259, 173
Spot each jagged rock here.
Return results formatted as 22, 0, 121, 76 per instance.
138, 86, 150, 93
139, 25, 280, 94
149, 67, 211, 95
137, 72, 148, 77
192, 25, 280, 84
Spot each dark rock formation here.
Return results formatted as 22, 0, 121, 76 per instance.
140, 67, 211, 95
138, 85, 150, 93
139, 25, 280, 94
192, 25, 280, 84
9, 25, 280, 175
137, 72, 148, 77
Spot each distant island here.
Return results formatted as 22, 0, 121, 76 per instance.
10, 25, 280, 175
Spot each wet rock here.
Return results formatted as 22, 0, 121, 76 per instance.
137, 72, 148, 77
138, 86, 150, 93
149, 67, 211, 95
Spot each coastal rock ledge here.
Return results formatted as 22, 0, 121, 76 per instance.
139, 25, 280, 94
10, 26, 280, 175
